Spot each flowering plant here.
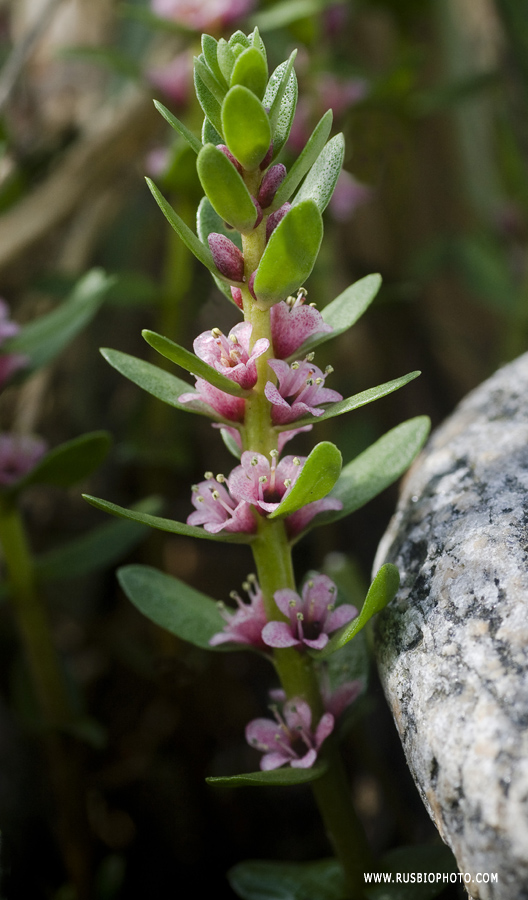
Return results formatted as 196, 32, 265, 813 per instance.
85, 28, 433, 898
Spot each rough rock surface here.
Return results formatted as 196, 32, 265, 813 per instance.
374, 353, 528, 900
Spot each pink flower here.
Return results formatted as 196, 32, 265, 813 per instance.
209, 575, 268, 649
187, 477, 255, 534
228, 451, 303, 514
284, 496, 343, 538
264, 358, 342, 425
245, 698, 334, 770
0, 433, 47, 487
322, 680, 362, 719
148, 50, 193, 106
179, 379, 246, 422
261, 574, 357, 651
151, 0, 255, 31
270, 290, 332, 359
0, 300, 28, 388
193, 323, 268, 390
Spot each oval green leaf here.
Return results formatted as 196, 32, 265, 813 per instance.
293, 134, 345, 213
228, 858, 344, 900
314, 564, 400, 659
207, 762, 327, 788
201, 34, 226, 88
82, 495, 254, 543
230, 46, 268, 98
141, 329, 251, 399
271, 109, 333, 211
277, 372, 421, 429
253, 199, 323, 308
197, 143, 257, 233
263, 54, 298, 158
9, 431, 111, 494
118, 564, 225, 649
268, 441, 342, 519
222, 85, 271, 171
5, 269, 112, 373
194, 65, 224, 137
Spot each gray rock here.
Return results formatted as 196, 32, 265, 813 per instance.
374, 353, 528, 900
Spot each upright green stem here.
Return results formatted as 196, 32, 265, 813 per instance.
238, 216, 372, 897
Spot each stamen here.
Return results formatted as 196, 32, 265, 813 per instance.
270, 449, 278, 459
283, 478, 292, 487
308, 580, 314, 589
327, 604, 335, 612
250, 456, 259, 466
291, 361, 300, 370
315, 377, 323, 385
305, 352, 315, 362
196, 495, 204, 503
204, 470, 213, 480
289, 599, 297, 608
309, 302, 317, 308
306, 378, 314, 387
325, 365, 334, 375
258, 475, 268, 484
191, 484, 199, 492
212, 490, 220, 500
211, 328, 222, 338
293, 458, 301, 466
242, 581, 251, 592
229, 333, 238, 343
216, 473, 226, 483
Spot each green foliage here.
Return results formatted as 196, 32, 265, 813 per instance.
197, 143, 258, 233
7, 432, 112, 495
293, 134, 346, 214
271, 110, 333, 211
269, 442, 342, 519
142, 330, 251, 399
231, 47, 268, 99
117, 564, 225, 649
153, 100, 202, 154
228, 858, 345, 900
253, 200, 323, 308
314, 565, 400, 660
222, 86, 272, 171
263, 55, 298, 159
5, 269, 112, 373
207, 764, 328, 788
83, 495, 254, 543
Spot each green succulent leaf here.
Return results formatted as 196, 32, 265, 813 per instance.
35, 497, 161, 583
230, 46, 268, 98
250, 26, 267, 62
253, 199, 323, 308
197, 143, 257, 233
82, 495, 255, 543
194, 54, 226, 105
219, 426, 242, 459
100, 348, 224, 420
5, 269, 112, 373
268, 442, 342, 519
229, 30, 251, 50
153, 100, 202, 154
271, 110, 333, 211
292, 274, 383, 358
298, 417, 431, 540
263, 53, 298, 157
222, 85, 271, 171
202, 117, 223, 146
217, 38, 236, 83
208, 763, 327, 788
146, 178, 230, 281
314, 564, 400, 659
194, 66, 224, 137
8, 432, 111, 494
118, 564, 226, 650
141, 330, 251, 399
228, 857, 344, 900
196, 196, 242, 251
201, 33, 226, 88
277, 372, 421, 429
293, 134, 345, 214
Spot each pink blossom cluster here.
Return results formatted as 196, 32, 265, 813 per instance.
188, 450, 342, 537
0, 433, 47, 487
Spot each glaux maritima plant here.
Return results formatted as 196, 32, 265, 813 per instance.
85, 28, 430, 899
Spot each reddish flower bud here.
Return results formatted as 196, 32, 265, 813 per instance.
217, 144, 243, 174
258, 164, 286, 208
248, 270, 257, 299
259, 141, 274, 170
208, 233, 245, 282
231, 286, 244, 309
265, 202, 291, 242
252, 197, 263, 229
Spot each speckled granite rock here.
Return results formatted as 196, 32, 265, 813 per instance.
374, 353, 528, 900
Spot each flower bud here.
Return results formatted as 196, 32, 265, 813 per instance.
217, 143, 242, 174
231, 286, 243, 309
208, 233, 245, 282
252, 197, 263, 229
265, 201, 291, 242
248, 270, 257, 300
259, 141, 274, 170
258, 164, 286, 208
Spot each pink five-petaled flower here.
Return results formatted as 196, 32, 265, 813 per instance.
265, 357, 342, 425
193, 323, 269, 391
0, 433, 47, 487
178, 379, 246, 422
209, 575, 268, 650
270, 289, 332, 359
245, 698, 334, 770
188, 477, 255, 534
227, 450, 302, 514
262, 573, 357, 651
